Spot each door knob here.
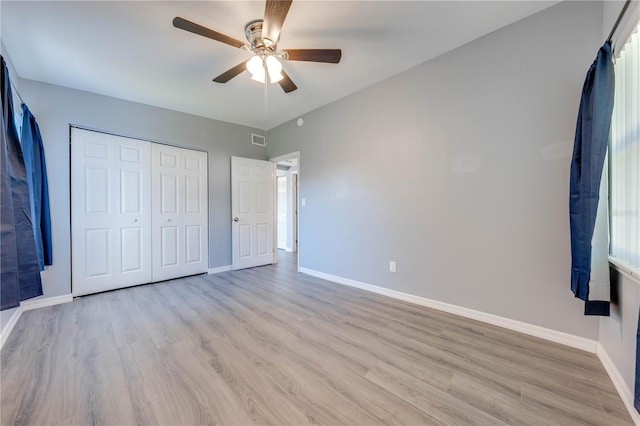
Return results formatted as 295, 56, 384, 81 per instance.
233, 217, 239, 222
167, 218, 171, 222
133, 218, 138, 222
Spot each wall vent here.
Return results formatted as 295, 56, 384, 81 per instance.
251, 134, 267, 147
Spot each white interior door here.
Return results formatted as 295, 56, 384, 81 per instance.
71, 128, 152, 296
152, 144, 208, 281
231, 156, 275, 270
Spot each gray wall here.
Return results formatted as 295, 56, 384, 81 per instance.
267, 1, 602, 339
600, 270, 640, 395
14, 78, 267, 301
598, 0, 640, 398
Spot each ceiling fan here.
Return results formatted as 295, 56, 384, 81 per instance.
173, 0, 342, 93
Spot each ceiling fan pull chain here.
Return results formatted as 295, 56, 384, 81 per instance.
264, 73, 269, 128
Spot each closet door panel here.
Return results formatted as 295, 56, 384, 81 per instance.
85, 228, 111, 277
185, 225, 202, 263
181, 149, 208, 276
121, 227, 143, 273
152, 145, 208, 281
153, 144, 181, 281
161, 226, 179, 267
71, 128, 152, 296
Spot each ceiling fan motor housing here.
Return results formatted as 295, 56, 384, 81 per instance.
245, 19, 275, 50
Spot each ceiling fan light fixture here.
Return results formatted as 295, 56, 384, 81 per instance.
268, 72, 284, 83
266, 55, 283, 83
250, 72, 266, 83
246, 56, 264, 77
246, 54, 283, 84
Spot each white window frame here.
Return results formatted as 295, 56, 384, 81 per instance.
608, 17, 640, 284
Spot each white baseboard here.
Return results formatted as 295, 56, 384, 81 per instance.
21, 294, 73, 311
0, 307, 23, 349
597, 344, 640, 425
0, 294, 72, 350
208, 265, 232, 274
299, 267, 598, 353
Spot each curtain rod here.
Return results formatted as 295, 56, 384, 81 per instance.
607, 0, 632, 43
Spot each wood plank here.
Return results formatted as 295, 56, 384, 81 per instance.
365, 360, 508, 425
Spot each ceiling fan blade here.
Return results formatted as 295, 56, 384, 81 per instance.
173, 17, 245, 49
284, 49, 342, 64
213, 61, 249, 83
262, 0, 293, 46
278, 70, 297, 93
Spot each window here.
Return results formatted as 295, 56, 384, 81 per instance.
11, 84, 22, 139
610, 20, 640, 272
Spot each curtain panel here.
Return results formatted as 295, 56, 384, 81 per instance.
0, 56, 43, 310
569, 42, 615, 316
21, 104, 52, 269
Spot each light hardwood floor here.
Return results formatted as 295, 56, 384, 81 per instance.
1, 252, 632, 425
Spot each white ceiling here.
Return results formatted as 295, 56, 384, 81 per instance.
1, 1, 558, 130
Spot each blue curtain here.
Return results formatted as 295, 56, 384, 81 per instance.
0, 56, 43, 310
21, 104, 52, 269
569, 42, 614, 316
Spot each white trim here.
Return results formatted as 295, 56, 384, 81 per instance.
208, 265, 232, 274
612, 2, 640, 59
610, 257, 640, 286
0, 307, 23, 350
597, 344, 640, 425
299, 267, 598, 353
20, 294, 73, 311
269, 151, 301, 164
0, 294, 72, 350
269, 151, 301, 273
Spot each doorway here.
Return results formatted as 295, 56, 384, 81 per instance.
270, 151, 300, 270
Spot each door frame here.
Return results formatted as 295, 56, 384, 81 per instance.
276, 174, 288, 250
269, 151, 300, 271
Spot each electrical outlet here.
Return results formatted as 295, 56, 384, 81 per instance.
389, 261, 397, 273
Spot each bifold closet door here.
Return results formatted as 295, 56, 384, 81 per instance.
152, 144, 208, 282
72, 129, 209, 296
71, 128, 152, 296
